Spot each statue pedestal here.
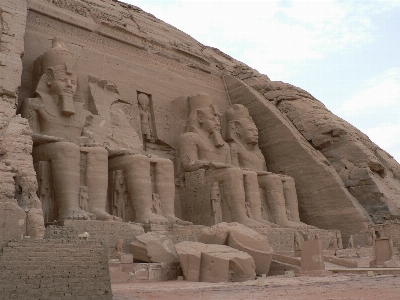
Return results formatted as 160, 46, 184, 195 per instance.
62, 220, 145, 257
142, 223, 207, 244
255, 227, 342, 253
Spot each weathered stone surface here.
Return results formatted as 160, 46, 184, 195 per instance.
198, 222, 273, 275
0, 201, 26, 241
64, 220, 145, 257
0, 238, 112, 299
175, 241, 256, 283
1, 0, 400, 259
129, 232, 179, 263
300, 239, 325, 272
0, 0, 45, 240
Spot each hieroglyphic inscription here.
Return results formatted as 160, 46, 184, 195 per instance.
31, 0, 218, 75
27, 12, 221, 87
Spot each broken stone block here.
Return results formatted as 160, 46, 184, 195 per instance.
198, 222, 273, 275
298, 238, 331, 276
129, 232, 179, 263
175, 241, 255, 283
118, 253, 133, 264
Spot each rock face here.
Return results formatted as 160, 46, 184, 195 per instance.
0, 0, 44, 240
1, 0, 400, 242
129, 232, 180, 263
175, 241, 256, 282
198, 222, 273, 275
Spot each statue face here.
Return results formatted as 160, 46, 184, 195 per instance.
199, 107, 221, 134
238, 120, 258, 145
48, 69, 77, 97
140, 104, 148, 111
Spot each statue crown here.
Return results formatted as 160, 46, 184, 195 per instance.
225, 104, 251, 122
39, 36, 77, 75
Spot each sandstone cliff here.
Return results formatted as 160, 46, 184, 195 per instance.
1, 0, 400, 240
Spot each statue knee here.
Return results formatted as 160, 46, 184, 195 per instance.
243, 170, 258, 181
227, 168, 245, 181
125, 154, 150, 168
52, 142, 80, 160
153, 158, 174, 173
84, 147, 108, 163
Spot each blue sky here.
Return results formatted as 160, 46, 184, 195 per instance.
127, 0, 400, 162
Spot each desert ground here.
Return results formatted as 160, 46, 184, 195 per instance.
112, 274, 400, 300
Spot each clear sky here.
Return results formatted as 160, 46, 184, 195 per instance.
126, 0, 400, 162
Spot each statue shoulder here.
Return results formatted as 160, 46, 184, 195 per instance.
20, 97, 44, 118
22, 97, 44, 109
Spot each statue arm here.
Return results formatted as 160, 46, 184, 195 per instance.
20, 98, 40, 134
20, 98, 66, 145
179, 133, 209, 171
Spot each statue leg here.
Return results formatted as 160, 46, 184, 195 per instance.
280, 175, 300, 222
258, 174, 308, 229
205, 168, 269, 228
243, 171, 280, 228
109, 154, 170, 225
33, 142, 94, 220
152, 158, 192, 225
83, 147, 120, 221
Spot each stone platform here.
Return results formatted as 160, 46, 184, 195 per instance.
255, 227, 341, 252
61, 220, 340, 255
62, 220, 145, 257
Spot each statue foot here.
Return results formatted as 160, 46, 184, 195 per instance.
239, 218, 271, 229
60, 209, 96, 221
255, 218, 281, 228
136, 213, 171, 225
165, 215, 193, 226
91, 209, 121, 222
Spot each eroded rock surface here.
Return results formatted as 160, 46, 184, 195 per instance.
198, 222, 273, 275
175, 241, 256, 282
129, 232, 179, 263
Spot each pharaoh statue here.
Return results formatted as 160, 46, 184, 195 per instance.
20, 37, 117, 221
21, 36, 189, 226
83, 76, 190, 226
225, 104, 310, 229
178, 92, 272, 228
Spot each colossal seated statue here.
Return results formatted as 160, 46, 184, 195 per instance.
20, 37, 116, 222
225, 104, 310, 228
178, 93, 272, 228
20, 36, 189, 226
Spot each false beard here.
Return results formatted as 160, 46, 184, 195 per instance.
60, 94, 75, 116
211, 130, 225, 148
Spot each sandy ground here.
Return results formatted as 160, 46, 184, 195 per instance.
112, 274, 400, 300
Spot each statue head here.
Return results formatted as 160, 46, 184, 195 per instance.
187, 92, 221, 134
38, 37, 78, 116
138, 93, 150, 112
225, 104, 258, 146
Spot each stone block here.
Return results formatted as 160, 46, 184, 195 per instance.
300, 239, 325, 272
0, 201, 26, 242
118, 253, 133, 264
130, 232, 179, 263
133, 263, 149, 280
198, 222, 273, 275
175, 241, 255, 283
